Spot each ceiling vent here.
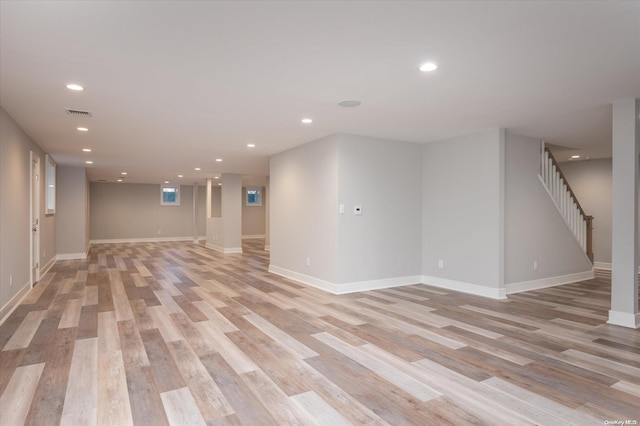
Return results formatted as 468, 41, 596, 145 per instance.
65, 109, 92, 117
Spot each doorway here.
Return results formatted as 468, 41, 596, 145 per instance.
30, 151, 40, 286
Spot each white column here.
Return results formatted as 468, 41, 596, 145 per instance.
608, 98, 639, 329
192, 183, 198, 243
221, 173, 243, 253
206, 178, 212, 219
265, 177, 270, 251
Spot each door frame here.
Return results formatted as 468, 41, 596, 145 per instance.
30, 151, 40, 287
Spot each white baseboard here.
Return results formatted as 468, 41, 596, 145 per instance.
40, 256, 57, 276
0, 280, 31, 326
594, 262, 640, 274
90, 236, 195, 244
57, 252, 88, 260
241, 234, 266, 239
269, 265, 422, 295
205, 243, 243, 254
506, 270, 595, 294
264, 245, 271, 252
421, 275, 507, 299
268, 265, 339, 293
607, 310, 640, 329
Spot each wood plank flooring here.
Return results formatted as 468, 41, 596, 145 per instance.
1, 239, 639, 425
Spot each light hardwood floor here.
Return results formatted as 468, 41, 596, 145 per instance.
1, 239, 639, 425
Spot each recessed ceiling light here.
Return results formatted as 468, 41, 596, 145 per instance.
77, 127, 89, 132
214, 176, 219, 179
571, 155, 580, 159
337, 99, 362, 108
218, 183, 222, 186
121, 172, 127, 175
164, 180, 170, 184
419, 62, 438, 72
178, 174, 183, 178
117, 178, 123, 182
82, 148, 92, 152
301, 118, 313, 124
247, 144, 255, 148
194, 167, 201, 171
66, 83, 84, 91
216, 158, 223, 162
85, 160, 93, 164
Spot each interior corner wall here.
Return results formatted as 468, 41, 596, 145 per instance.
269, 135, 340, 284
0, 107, 55, 317
337, 134, 422, 284
422, 129, 503, 290
56, 166, 88, 257
197, 185, 221, 236
560, 158, 613, 265
504, 132, 593, 287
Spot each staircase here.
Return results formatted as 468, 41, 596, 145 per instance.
539, 143, 594, 263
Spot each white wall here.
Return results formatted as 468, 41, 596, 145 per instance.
337, 134, 422, 284
1, 108, 55, 320
242, 186, 266, 237
560, 158, 613, 265
422, 129, 505, 293
56, 166, 88, 257
504, 132, 593, 289
270, 135, 340, 284
90, 183, 200, 241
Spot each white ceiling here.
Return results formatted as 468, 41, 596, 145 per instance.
1, 1, 639, 184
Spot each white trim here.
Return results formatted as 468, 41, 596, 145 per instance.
40, 256, 57, 276
241, 234, 266, 239
205, 243, 243, 254
57, 252, 88, 260
593, 262, 640, 274
421, 275, 507, 299
90, 236, 195, 244
0, 280, 31, 326
506, 270, 595, 294
268, 265, 339, 293
607, 310, 640, 329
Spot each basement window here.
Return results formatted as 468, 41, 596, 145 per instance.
161, 184, 180, 206
246, 187, 262, 206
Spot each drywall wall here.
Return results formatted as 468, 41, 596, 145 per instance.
560, 158, 613, 265
56, 166, 88, 257
269, 134, 340, 284
242, 186, 266, 236
337, 134, 422, 284
90, 183, 199, 240
0, 107, 55, 319
422, 129, 504, 291
504, 132, 593, 287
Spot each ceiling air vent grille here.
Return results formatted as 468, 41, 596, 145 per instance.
65, 109, 92, 117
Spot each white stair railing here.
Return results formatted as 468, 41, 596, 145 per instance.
539, 143, 593, 262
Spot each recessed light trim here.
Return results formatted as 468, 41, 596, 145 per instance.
218, 183, 222, 186
66, 83, 84, 91
164, 180, 170, 184
194, 167, 201, 171
419, 62, 438, 72
121, 172, 127, 175
571, 155, 580, 159
85, 160, 93, 164
117, 178, 123, 182
337, 99, 362, 108
214, 176, 219, 179
215, 158, 223, 162
178, 174, 183, 178
77, 127, 89, 132
301, 118, 313, 124
247, 144, 255, 148
82, 148, 92, 152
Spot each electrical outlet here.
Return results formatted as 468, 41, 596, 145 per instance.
339, 204, 345, 214
438, 259, 444, 268
306, 257, 311, 267
533, 260, 538, 270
